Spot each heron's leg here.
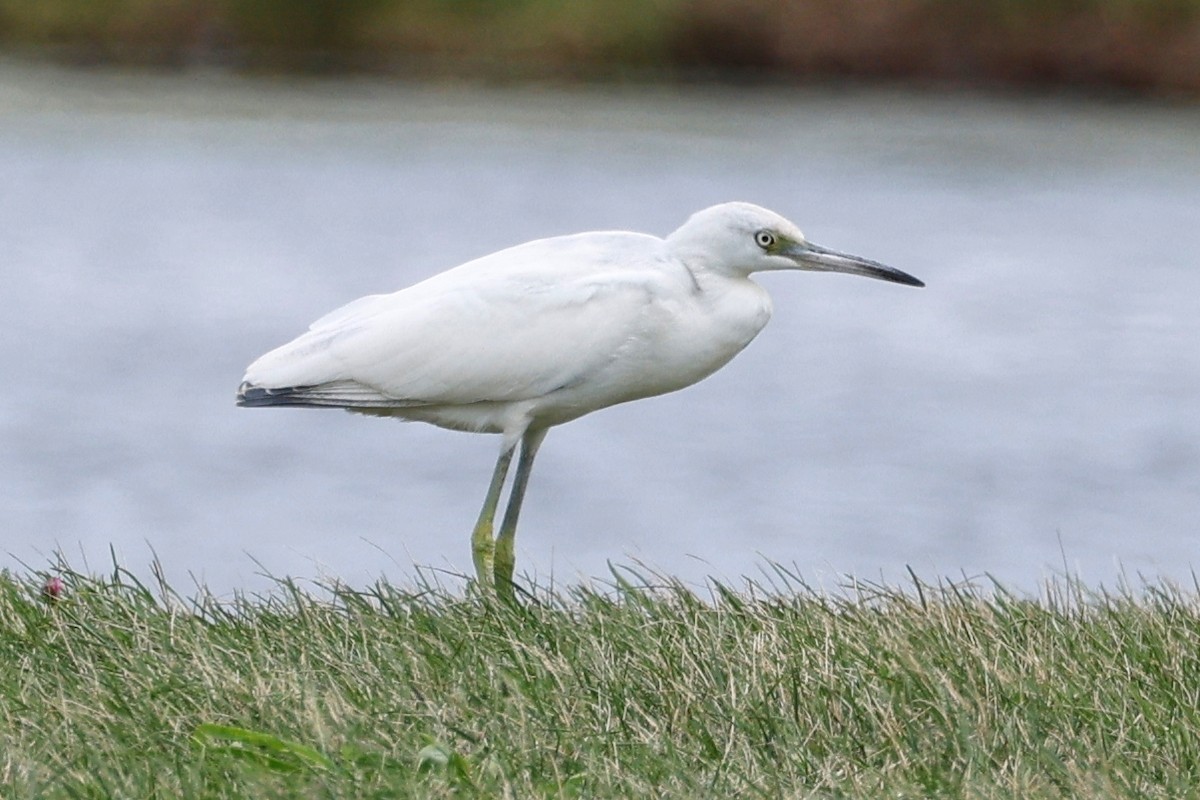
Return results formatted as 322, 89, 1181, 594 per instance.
471, 437, 517, 585
494, 427, 549, 599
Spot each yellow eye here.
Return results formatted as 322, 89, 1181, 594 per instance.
755, 230, 776, 249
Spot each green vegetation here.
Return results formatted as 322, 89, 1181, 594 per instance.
1, 0, 1199, 94
4, 563, 1200, 797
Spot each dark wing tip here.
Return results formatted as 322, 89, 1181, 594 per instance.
236, 382, 314, 407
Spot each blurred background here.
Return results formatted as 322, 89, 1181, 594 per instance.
2, 1, 1198, 595
2, 0, 1200, 92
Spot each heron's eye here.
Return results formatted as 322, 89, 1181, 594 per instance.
754, 230, 776, 250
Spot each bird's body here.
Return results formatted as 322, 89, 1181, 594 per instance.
241, 228, 771, 433
239, 202, 923, 596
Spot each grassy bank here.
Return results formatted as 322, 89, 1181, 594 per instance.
1, 0, 1199, 95
4, 565, 1200, 797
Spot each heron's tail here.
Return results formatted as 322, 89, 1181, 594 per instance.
236, 380, 415, 410
237, 382, 321, 407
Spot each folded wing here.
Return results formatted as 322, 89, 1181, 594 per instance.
239, 232, 677, 410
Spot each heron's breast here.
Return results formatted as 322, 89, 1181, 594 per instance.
551, 277, 772, 411
646, 279, 772, 385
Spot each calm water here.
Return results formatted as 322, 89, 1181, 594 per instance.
3, 65, 1198, 594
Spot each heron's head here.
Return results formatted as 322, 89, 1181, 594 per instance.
667, 202, 924, 287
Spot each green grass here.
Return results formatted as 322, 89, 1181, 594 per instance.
4, 562, 1200, 797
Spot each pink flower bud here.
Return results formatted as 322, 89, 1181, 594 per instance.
42, 576, 65, 600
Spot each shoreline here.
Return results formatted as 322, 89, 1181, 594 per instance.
2, 0, 1198, 98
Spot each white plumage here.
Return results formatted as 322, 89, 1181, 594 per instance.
238, 202, 923, 596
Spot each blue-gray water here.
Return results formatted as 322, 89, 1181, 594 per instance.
3, 64, 1198, 594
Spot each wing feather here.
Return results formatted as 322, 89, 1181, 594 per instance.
242, 231, 681, 406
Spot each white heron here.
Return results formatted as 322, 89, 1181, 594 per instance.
238, 202, 923, 596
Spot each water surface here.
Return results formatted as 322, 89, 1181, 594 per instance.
3, 65, 1198, 594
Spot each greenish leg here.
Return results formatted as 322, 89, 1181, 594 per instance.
471, 440, 517, 586
494, 427, 548, 601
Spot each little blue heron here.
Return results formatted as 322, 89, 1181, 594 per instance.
238, 202, 923, 595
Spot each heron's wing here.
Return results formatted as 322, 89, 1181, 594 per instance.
243, 232, 683, 406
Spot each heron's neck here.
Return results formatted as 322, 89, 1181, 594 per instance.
679, 255, 757, 293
